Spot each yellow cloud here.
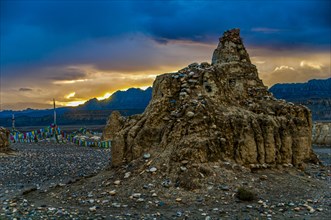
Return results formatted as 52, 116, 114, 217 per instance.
65, 92, 76, 99
64, 100, 86, 107
274, 66, 295, 71
300, 60, 322, 70
53, 79, 90, 84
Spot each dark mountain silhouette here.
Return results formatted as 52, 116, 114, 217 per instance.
269, 78, 331, 121
77, 87, 152, 110
0, 87, 152, 127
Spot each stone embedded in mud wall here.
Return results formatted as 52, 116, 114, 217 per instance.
104, 28, 317, 169
0, 127, 10, 152
212, 28, 251, 64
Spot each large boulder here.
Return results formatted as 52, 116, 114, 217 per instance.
0, 127, 10, 152
106, 28, 317, 170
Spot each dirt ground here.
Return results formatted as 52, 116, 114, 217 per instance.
1, 144, 330, 219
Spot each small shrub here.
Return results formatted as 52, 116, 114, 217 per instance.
236, 187, 256, 201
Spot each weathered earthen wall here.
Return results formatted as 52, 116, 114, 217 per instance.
104, 29, 316, 169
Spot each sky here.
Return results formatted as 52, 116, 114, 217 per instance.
0, 0, 330, 110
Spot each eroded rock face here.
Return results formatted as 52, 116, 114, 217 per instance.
212, 28, 251, 64
102, 111, 126, 141
312, 122, 331, 146
0, 127, 10, 152
105, 29, 316, 169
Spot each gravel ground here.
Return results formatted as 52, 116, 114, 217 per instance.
313, 146, 331, 166
0, 143, 111, 201
0, 143, 330, 219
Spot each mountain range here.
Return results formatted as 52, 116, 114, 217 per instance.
1, 78, 330, 127
0, 87, 152, 127
269, 78, 331, 121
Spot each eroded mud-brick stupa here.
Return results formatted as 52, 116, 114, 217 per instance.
0, 127, 11, 153
103, 28, 317, 169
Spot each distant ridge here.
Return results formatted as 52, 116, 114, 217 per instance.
269, 78, 331, 121
77, 87, 152, 110
0, 87, 152, 127
269, 78, 331, 100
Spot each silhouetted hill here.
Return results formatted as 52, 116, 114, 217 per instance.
269, 78, 331, 121
0, 107, 69, 119
77, 87, 152, 110
0, 87, 152, 127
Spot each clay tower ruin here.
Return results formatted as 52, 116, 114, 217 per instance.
103, 28, 316, 170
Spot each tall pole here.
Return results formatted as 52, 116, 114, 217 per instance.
12, 113, 15, 130
53, 98, 59, 143
53, 98, 56, 125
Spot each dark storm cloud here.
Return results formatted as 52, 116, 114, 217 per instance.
47, 68, 90, 81
1, 0, 330, 69
133, 1, 331, 46
0, 1, 136, 68
0, 1, 134, 36
19, 87, 33, 92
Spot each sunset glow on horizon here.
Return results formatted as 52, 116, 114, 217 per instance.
96, 92, 112, 101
